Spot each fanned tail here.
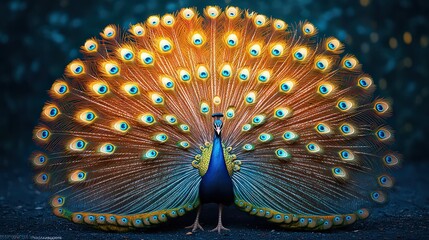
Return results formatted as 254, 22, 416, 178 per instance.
216, 10, 399, 229
31, 8, 222, 231
32, 6, 399, 231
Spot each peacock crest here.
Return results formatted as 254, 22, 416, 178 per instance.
32, 6, 399, 232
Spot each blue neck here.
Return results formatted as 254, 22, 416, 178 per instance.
198, 132, 234, 205
210, 133, 226, 172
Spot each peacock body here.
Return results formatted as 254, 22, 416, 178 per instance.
32, 6, 399, 232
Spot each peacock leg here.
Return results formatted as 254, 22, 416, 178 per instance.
185, 206, 204, 232
210, 204, 230, 233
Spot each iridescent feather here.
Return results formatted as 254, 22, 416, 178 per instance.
32, 6, 399, 231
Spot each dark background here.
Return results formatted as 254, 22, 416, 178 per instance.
0, 0, 428, 239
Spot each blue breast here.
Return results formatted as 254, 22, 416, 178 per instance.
199, 134, 234, 205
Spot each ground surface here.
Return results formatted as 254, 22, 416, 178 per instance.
0, 162, 428, 240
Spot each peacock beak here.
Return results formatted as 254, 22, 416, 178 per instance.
216, 127, 221, 135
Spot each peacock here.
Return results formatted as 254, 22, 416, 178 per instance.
32, 6, 399, 233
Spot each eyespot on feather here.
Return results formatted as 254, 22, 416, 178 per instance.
273, 19, 288, 31
129, 23, 145, 37
225, 6, 239, 19
205, 6, 221, 19
180, 8, 196, 20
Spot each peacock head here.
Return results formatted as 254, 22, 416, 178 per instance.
212, 113, 224, 136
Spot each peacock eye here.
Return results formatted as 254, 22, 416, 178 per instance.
162, 15, 175, 26
383, 154, 399, 167
315, 123, 331, 134
274, 107, 291, 119
147, 16, 160, 27
378, 175, 393, 188
35, 128, 51, 141
318, 83, 333, 96
159, 39, 173, 53
343, 57, 358, 69
252, 114, 266, 125
104, 62, 120, 75
52, 81, 69, 96
200, 102, 210, 114
315, 58, 329, 71
140, 51, 154, 66
206, 6, 220, 18
84, 39, 98, 52
150, 93, 164, 105
339, 149, 355, 161
339, 123, 355, 135
220, 64, 232, 78
245, 91, 257, 104
182, 8, 195, 19
51, 195, 65, 207
35, 172, 49, 184
226, 33, 238, 47
370, 191, 386, 203
164, 115, 177, 125
282, 131, 299, 142
257, 70, 271, 83
33, 153, 48, 167
376, 128, 391, 141
143, 149, 158, 159
238, 68, 249, 81
374, 101, 389, 114
293, 47, 308, 61
69, 139, 87, 151
302, 23, 315, 35
258, 133, 273, 142
120, 48, 134, 61
275, 148, 291, 159
69, 170, 87, 183
99, 143, 116, 154
123, 83, 139, 95
254, 15, 267, 27
78, 110, 97, 124
197, 65, 209, 80
242, 124, 252, 132
179, 69, 191, 82
103, 26, 115, 38
243, 143, 254, 151
140, 113, 156, 125
131, 24, 145, 36
249, 43, 261, 57
161, 77, 175, 90
114, 120, 130, 132
177, 141, 190, 149
279, 80, 295, 93
192, 33, 204, 46
43, 105, 60, 120
68, 61, 85, 75
332, 167, 347, 178
226, 7, 238, 18
270, 44, 284, 57
337, 99, 353, 111
226, 108, 235, 119
179, 124, 190, 132
273, 19, 287, 30
153, 133, 168, 143
326, 38, 340, 51
358, 76, 373, 89
306, 142, 321, 153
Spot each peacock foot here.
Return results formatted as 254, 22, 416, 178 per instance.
185, 222, 204, 232
209, 223, 230, 234
186, 206, 204, 232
